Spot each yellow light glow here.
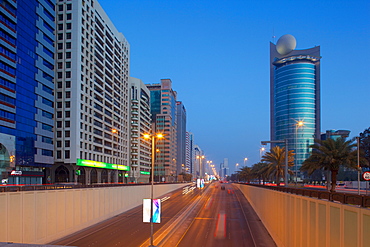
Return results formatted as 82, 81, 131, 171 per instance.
156, 133, 164, 138
112, 128, 117, 134
297, 121, 304, 127
143, 134, 150, 139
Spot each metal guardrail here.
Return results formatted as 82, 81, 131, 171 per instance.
0, 182, 183, 193
241, 183, 370, 208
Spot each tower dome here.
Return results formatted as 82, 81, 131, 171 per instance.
276, 34, 296, 55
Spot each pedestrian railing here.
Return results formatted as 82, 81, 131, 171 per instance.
242, 183, 370, 208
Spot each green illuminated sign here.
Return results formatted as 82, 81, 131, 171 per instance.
76, 159, 130, 171
140, 171, 150, 175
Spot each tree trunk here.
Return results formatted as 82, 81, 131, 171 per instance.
331, 169, 338, 193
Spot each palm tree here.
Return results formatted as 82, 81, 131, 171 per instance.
251, 162, 269, 184
236, 166, 253, 182
301, 138, 366, 192
261, 146, 295, 186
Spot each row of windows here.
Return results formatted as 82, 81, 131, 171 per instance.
42, 136, 53, 144
0, 92, 15, 105
42, 123, 53, 132
0, 45, 16, 60
0, 109, 15, 121
57, 3, 72, 11
275, 66, 315, 77
0, 30, 15, 45
57, 42, 72, 50
42, 97, 53, 107
57, 13, 72, 21
0, 77, 15, 90
0, 61, 15, 75
0, 13, 16, 30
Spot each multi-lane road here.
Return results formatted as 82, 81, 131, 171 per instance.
51, 182, 276, 247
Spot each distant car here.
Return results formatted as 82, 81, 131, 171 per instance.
221, 185, 225, 190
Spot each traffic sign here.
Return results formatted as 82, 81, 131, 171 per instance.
363, 171, 370, 181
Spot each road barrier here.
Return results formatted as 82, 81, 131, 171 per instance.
235, 183, 370, 247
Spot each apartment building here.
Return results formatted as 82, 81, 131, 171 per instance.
53, 0, 130, 184
129, 77, 151, 183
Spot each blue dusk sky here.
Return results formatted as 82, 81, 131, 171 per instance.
97, 0, 370, 174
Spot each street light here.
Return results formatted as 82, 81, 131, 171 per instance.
196, 155, 205, 179
260, 147, 266, 159
112, 128, 118, 183
295, 120, 304, 186
143, 132, 163, 247
244, 158, 248, 167
261, 139, 289, 186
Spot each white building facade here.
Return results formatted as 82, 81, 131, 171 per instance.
53, 0, 130, 184
129, 77, 152, 183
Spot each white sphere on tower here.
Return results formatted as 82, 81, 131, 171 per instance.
276, 34, 296, 55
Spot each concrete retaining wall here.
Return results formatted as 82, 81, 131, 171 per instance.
234, 184, 370, 247
0, 183, 188, 244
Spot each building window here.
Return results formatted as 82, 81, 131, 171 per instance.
65, 101, 70, 108
65, 140, 70, 147
58, 14, 63, 21
58, 24, 63, 30
65, 150, 70, 159
67, 13, 72, 20
66, 81, 71, 88
66, 71, 71, 78
57, 53, 63, 59
66, 33, 71, 39
57, 141, 62, 147
57, 131, 62, 138
57, 62, 63, 69
57, 92, 62, 99
66, 42, 71, 49
58, 4, 63, 11
57, 43, 63, 49
66, 52, 71, 59
66, 91, 71, 98
66, 62, 71, 68
57, 82, 62, 88
57, 111, 62, 118
65, 111, 70, 118
42, 149, 53, 157
57, 121, 62, 128
66, 23, 72, 29
67, 4, 72, 10
65, 131, 70, 137
57, 33, 63, 40
65, 121, 70, 127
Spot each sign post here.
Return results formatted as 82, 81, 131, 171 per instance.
363, 171, 370, 196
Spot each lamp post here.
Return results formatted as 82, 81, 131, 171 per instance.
260, 147, 266, 159
207, 160, 212, 177
143, 132, 163, 247
295, 120, 304, 186
244, 158, 248, 167
357, 137, 361, 195
112, 128, 118, 183
261, 139, 289, 187
196, 155, 205, 179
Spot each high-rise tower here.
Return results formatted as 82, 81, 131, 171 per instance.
0, 0, 55, 184
53, 0, 130, 184
146, 79, 177, 182
270, 34, 321, 179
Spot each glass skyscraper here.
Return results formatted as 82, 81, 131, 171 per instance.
270, 35, 321, 179
0, 0, 55, 184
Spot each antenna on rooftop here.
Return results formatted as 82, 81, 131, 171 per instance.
272, 28, 276, 44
